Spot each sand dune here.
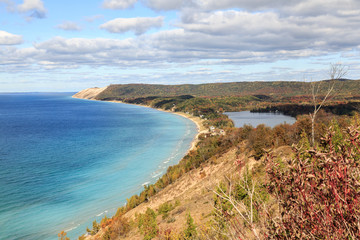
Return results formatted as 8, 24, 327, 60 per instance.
72, 87, 107, 100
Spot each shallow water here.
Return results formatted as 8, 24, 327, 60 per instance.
0, 93, 197, 240
225, 111, 296, 128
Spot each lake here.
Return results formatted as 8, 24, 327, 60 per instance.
0, 93, 196, 240
225, 111, 296, 128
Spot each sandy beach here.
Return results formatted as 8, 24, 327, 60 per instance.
73, 91, 206, 153
107, 100, 206, 153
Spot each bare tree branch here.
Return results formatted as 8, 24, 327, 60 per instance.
308, 63, 347, 146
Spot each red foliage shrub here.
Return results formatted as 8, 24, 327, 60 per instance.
266, 125, 360, 239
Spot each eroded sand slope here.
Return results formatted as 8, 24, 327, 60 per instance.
72, 87, 107, 100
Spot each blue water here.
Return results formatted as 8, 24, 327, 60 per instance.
225, 111, 296, 128
0, 93, 197, 240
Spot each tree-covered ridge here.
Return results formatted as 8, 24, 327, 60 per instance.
95, 80, 360, 100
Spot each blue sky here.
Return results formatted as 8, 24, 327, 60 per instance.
0, 0, 359, 92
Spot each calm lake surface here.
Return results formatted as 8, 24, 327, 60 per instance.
225, 111, 296, 128
0, 93, 197, 240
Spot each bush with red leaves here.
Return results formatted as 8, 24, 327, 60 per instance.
266, 125, 360, 239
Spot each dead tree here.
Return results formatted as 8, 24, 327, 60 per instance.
309, 63, 348, 146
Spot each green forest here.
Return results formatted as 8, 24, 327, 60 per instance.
95, 79, 360, 99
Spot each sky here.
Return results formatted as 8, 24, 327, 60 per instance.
0, 0, 360, 92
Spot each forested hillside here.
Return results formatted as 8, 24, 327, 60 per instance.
95, 80, 360, 100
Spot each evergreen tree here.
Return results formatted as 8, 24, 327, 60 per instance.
183, 213, 197, 239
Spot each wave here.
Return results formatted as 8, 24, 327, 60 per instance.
96, 210, 108, 217
151, 171, 163, 179
66, 224, 80, 232
142, 181, 150, 186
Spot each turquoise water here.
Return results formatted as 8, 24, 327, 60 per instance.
225, 111, 296, 128
0, 93, 197, 240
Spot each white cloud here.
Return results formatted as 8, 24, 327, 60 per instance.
102, 0, 137, 9
56, 21, 82, 31
282, 0, 360, 17
141, 0, 360, 16
192, 0, 298, 11
17, 0, 46, 19
100, 16, 164, 35
34, 37, 135, 54
143, 0, 185, 10
172, 8, 360, 54
0, 30, 23, 45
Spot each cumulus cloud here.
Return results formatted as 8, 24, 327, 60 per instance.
0, 30, 23, 45
100, 16, 164, 35
102, 0, 137, 9
17, 0, 46, 19
0, 0, 46, 19
56, 21, 82, 31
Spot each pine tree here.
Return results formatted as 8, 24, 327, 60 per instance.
183, 213, 197, 239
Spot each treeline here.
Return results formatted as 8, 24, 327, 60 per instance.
94, 80, 360, 99
252, 101, 360, 117
99, 95, 264, 112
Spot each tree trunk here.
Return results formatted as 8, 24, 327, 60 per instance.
311, 115, 315, 147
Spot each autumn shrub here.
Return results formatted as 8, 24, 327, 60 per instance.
86, 220, 100, 235
58, 231, 70, 240
110, 215, 130, 238
158, 202, 175, 219
272, 123, 296, 147
138, 208, 159, 240
293, 114, 312, 142
100, 215, 111, 228
158, 228, 174, 240
126, 195, 140, 211
247, 124, 273, 160
265, 124, 360, 239
238, 124, 254, 140
102, 229, 111, 240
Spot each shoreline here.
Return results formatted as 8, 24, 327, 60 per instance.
72, 88, 205, 151
105, 99, 206, 153
72, 96, 206, 151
